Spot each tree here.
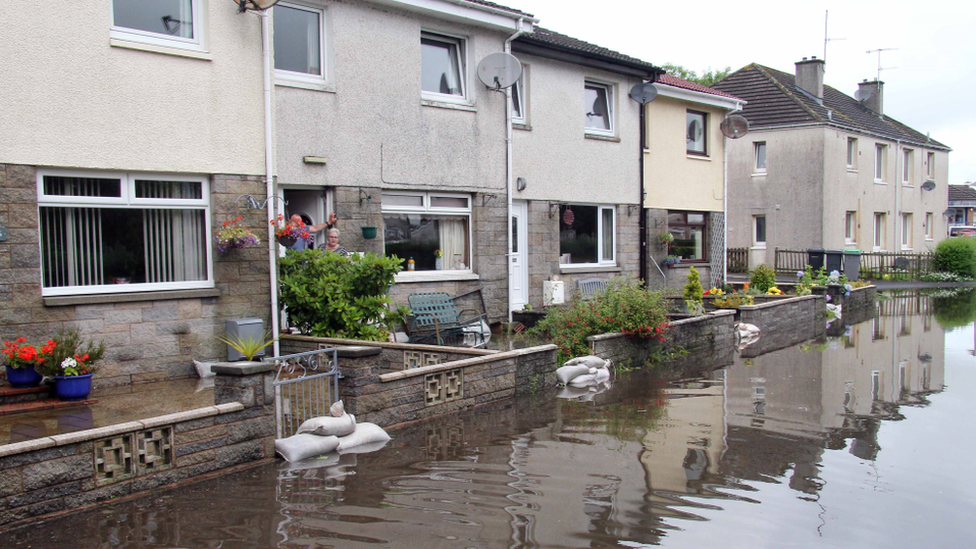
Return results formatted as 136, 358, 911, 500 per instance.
661, 63, 732, 87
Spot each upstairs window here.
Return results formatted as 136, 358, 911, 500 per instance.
559, 205, 615, 266
903, 149, 914, 185
421, 32, 466, 102
847, 137, 858, 169
111, 0, 203, 51
512, 78, 526, 123
274, 3, 326, 87
875, 144, 888, 182
926, 152, 936, 180
687, 111, 707, 155
584, 82, 613, 135
754, 142, 767, 172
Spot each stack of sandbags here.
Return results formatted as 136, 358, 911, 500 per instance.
734, 322, 761, 351
554, 355, 612, 388
275, 401, 391, 462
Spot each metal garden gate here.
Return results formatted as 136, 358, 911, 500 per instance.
263, 348, 340, 438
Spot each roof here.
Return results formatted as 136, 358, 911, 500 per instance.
712, 64, 950, 151
656, 74, 743, 101
462, 0, 534, 18
514, 27, 662, 77
948, 184, 976, 202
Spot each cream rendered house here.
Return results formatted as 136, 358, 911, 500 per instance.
714, 59, 951, 269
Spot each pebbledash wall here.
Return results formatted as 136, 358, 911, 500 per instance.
0, 164, 272, 388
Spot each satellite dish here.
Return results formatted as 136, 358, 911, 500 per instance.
944, 208, 957, 217
921, 180, 936, 191
854, 88, 873, 101
720, 115, 750, 139
477, 52, 522, 89
629, 82, 658, 104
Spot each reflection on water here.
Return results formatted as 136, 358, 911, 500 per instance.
3, 291, 973, 548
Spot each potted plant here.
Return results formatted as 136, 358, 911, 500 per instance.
218, 330, 275, 362
433, 249, 444, 270
271, 214, 310, 247
657, 232, 674, 250
214, 216, 260, 252
1, 337, 55, 388
40, 330, 105, 401
662, 255, 681, 268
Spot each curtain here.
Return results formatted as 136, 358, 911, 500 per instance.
439, 218, 468, 269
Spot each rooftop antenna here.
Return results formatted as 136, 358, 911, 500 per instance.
823, 10, 845, 65
866, 47, 898, 81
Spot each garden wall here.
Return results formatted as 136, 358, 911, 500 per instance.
0, 361, 277, 531
738, 295, 826, 358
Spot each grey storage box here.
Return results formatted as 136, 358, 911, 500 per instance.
225, 318, 266, 362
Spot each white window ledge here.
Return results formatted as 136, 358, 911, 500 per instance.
558, 264, 621, 274
847, 168, 858, 173
421, 100, 476, 112
874, 180, 887, 185
751, 244, 767, 250
275, 77, 336, 93
687, 154, 711, 161
110, 38, 212, 61
584, 133, 620, 143
751, 172, 767, 178
513, 122, 532, 131
394, 271, 480, 283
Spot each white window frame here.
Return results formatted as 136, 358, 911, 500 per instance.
925, 212, 934, 240
847, 137, 858, 170
558, 204, 617, 269
926, 152, 936, 181
420, 31, 468, 105
875, 143, 888, 183
686, 110, 707, 156
584, 81, 614, 136
36, 169, 212, 297
903, 148, 914, 185
754, 142, 767, 173
845, 211, 857, 244
110, 0, 206, 53
873, 212, 886, 251
901, 213, 913, 250
382, 191, 476, 282
753, 215, 767, 248
273, 2, 330, 91
511, 76, 526, 124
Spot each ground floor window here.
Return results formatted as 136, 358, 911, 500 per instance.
873, 212, 887, 251
37, 170, 211, 296
668, 211, 708, 261
382, 192, 471, 271
558, 204, 615, 266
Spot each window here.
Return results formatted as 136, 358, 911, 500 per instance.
754, 142, 767, 172
111, 0, 203, 51
902, 213, 913, 249
274, 3, 326, 88
873, 212, 886, 251
847, 137, 858, 170
382, 192, 471, 272
584, 82, 613, 135
512, 77, 526, 123
845, 211, 857, 244
926, 152, 935, 180
753, 215, 766, 247
903, 149, 914, 185
925, 212, 934, 240
559, 205, 615, 266
875, 144, 887, 182
686, 111, 707, 155
668, 211, 708, 261
37, 170, 211, 297
421, 32, 466, 102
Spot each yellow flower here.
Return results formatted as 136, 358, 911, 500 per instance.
767, 287, 783, 295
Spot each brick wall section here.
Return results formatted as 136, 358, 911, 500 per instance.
0, 165, 272, 388
739, 295, 826, 358
0, 361, 276, 531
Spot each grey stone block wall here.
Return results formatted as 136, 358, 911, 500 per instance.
0, 164, 272, 388
739, 295, 826, 358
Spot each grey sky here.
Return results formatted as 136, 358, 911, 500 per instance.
510, 0, 976, 184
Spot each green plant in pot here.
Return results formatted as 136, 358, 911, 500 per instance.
218, 331, 275, 362
1, 337, 56, 388
39, 329, 105, 401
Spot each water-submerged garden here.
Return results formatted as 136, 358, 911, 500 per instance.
2, 286, 973, 548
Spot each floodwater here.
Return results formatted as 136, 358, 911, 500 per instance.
3, 290, 975, 548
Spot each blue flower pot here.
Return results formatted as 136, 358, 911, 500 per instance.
54, 373, 94, 401
5, 364, 43, 388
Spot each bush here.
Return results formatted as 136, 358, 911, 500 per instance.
683, 266, 704, 303
527, 277, 670, 363
934, 237, 976, 278
278, 249, 407, 341
750, 264, 777, 293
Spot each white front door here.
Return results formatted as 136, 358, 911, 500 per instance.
510, 200, 528, 312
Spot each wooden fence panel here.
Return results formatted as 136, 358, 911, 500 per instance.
773, 248, 808, 274
727, 247, 749, 273
774, 248, 935, 279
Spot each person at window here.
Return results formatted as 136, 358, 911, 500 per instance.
288, 212, 337, 250
320, 228, 349, 256
305, 211, 338, 235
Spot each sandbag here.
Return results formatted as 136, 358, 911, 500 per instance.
337, 439, 391, 455
193, 359, 216, 379
556, 364, 590, 385
275, 434, 340, 462
329, 400, 345, 417
563, 355, 609, 369
336, 422, 391, 452
296, 413, 356, 438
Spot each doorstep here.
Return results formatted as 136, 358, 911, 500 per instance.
0, 384, 54, 406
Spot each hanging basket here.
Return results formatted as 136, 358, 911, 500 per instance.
277, 235, 298, 247
361, 226, 378, 239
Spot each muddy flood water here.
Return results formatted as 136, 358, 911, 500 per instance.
3, 291, 975, 548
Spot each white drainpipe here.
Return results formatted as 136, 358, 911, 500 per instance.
505, 18, 526, 324
260, 11, 280, 356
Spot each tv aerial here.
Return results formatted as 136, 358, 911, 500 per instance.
477, 52, 522, 90
629, 82, 658, 104
720, 115, 749, 139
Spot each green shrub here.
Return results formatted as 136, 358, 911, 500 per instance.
527, 277, 670, 363
934, 237, 976, 278
750, 263, 777, 293
278, 249, 408, 341
683, 266, 704, 303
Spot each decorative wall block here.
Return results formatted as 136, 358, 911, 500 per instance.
137, 427, 174, 474
425, 368, 463, 406
94, 435, 136, 485
404, 351, 442, 370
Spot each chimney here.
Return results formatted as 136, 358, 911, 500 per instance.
857, 79, 884, 115
795, 56, 825, 99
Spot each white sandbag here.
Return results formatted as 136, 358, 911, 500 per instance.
296, 413, 356, 438
330, 400, 345, 417
275, 434, 340, 462
279, 452, 341, 471
556, 385, 593, 399
568, 373, 598, 387
563, 355, 609, 369
336, 422, 391, 452
337, 439, 391, 455
193, 359, 216, 379
593, 367, 610, 384
556, 364, 590, 384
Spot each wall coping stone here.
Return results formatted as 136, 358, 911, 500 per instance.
0, 437, 56, 458
282, 335, 498, 356
737, 294, 821, 311
43, 288, 221, 308
335, 346, 382, 358
212, 361, 274, 376
379, 344, 557, 382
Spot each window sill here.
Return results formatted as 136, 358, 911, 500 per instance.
421, 99, 476, 112
394, 271, 480, 283
558, 264, 621, 274
513, 122, 532, 131
275, 77, 336, 93
584, 133, 620, 143
751, 245, 767, 250
110, 38, 212, 61
687, 154, 711, 161
874, 180, 887, 185
847, 168, 858, 173
902, 183, 914, 188
43, 288, 221, 308
751, 172, 767, 178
